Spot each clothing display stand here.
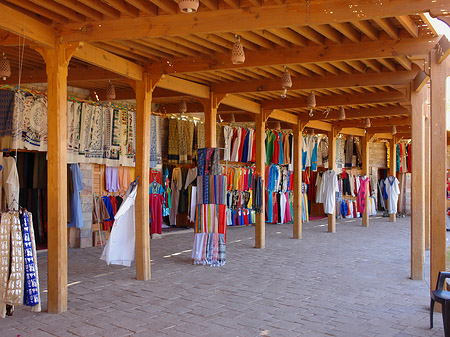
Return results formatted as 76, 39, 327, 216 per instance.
192, 148, 226, 266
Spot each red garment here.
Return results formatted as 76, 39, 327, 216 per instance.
284, 192, 292, 222
243, 209, 249, 225
272, 132, 280, 164
251, 133, 256, 162
150, 170, 162, 184
243, 169, 248, 191
238, 128, 246, 162
289, 172, 294, 191
357, 177, 369, 214
272, 192, 278, 224
150, 193, 164, 234
218, 204, 226, 242
406, 144, 411, 173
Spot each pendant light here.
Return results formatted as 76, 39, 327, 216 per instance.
364, 117, 371, 128
391, 125, 397, 135
338, 106, 346, 121
179, 0, 199, 13
307, 91, 316, 108
179, 98, 187, 114
280, 66, 292, 99
231, 35, 245, 64
106, 80, 116, 101
0, 53, 11, 81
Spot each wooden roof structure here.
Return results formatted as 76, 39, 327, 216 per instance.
1, 0, 450, 315
1, 1, 449, 136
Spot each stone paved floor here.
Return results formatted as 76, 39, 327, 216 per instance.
1, 215, 445, 337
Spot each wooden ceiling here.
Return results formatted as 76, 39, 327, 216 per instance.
1, 0, 450, 136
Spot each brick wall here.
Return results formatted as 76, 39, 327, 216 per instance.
369, 142, 388, 168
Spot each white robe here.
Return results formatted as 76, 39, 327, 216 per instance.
223, 126, 233, 161
101, 180, 137, 267
385, 176, 400, 214
322, 170, 339, 215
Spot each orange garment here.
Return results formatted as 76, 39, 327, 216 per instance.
118, 166, 131, 192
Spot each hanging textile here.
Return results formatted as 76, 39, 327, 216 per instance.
149, 115, 158, 168
322, 170, 339, 215
357, 176, 370, 214
149, 181, 164, 235
0, 90, 15, 150
68, 164, 84, 228
3, 156, 19, 210
385, 176, 400, 214
101, 179, 138, 267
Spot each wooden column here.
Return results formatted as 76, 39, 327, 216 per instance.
202, 93, 218, 148
327, 128, 337, 233
389, 139, 397, 222
255, 112, 265, 248
430, 52, 448, 292
293, 119, 303, 239
425, 100, 431, 251
410, 86, 427, 280
362, 135, 370, 227
134, 74, 153, 280
35, 43, 80, 314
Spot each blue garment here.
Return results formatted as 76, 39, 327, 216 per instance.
268, 165, 279, 191
21, 212, 39, 307
311, 141, 318, 171
68, 164, 84, 228
302, 148, 307, 171
239, 210, 244, 226
241, 129, 250, 163
278, 132, 284, 164
267, 192, 273, 223
396, 143, 401, 172
102, 196, 114, 221
340, 200, 348, 217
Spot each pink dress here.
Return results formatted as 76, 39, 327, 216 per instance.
357, 177, 370, 214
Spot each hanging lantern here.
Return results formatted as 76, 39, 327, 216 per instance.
231, 36, 245, 65
179, 98, 187, 114
391, 125, 397, 135
338, 106, 346, 121
179, 0, 199, 13
0, 54, 11, 81
280, 66, 292, 99
365, 117, 371, 128
309, 109, 314, 117
307, 91, 316, 108
106, 80, 116, 101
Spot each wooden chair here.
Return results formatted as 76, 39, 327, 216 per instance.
431, 271, 450, 336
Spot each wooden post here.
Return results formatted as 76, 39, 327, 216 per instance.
430, 51, 448, 292
133, 74, 153, 280
411, 85, 426, 280
255, 112, 265, 248
35, 42, 81, 314
293, 119, 303, 239
425, 99, 431, 251
202, 93, 218, 148
389, 139, 397, 222
327, 127, 337, 233
362, 135, 370, 227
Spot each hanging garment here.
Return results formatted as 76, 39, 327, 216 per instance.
311, 137, 319, 171
0, 90, 15, 149
3, 156, 19, 210
230, 127, 241, 162
385, 176, 400, 214
322, 170, 339, 215
68, 164, 84, 228
247, 128, 254, 163
357, 176, 370, 214
149, 114, 158, 168
223, 125, 233, 161
105, 166, 120, 193
5, 213, 24, 306
265, 130, 274, 165
168, 118, 179, 163
345, 136, 353, 169
149, 182, 164, 235
169, 167, 183, 225
101, 179, 138, 267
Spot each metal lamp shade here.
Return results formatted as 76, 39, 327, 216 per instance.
231, 39, 245, 64
365, 118, 371, 128
281, 69, 292, 89
338, 106, 346, 121
307, 91, 316, 108
179, 0, 199, 13
179, 99, 187, 114
106, 81, 116, 101
0, 56, 11, 80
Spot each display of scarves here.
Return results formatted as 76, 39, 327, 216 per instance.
0, 90, 14, 149
110, 107, 121, 161
20, 212, 39, 307
12, 91, 26, 150
102, 105, 113, 162
88, 105, 104, 161
178, 119, 187, 163
79, 103, 94, 159
23, 96, 47, 152
149, 114, 158, 168
197, 122, 205, 150
186, 120, 194, 164
167, 118, 179, 163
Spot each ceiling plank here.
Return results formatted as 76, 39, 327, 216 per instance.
261, 91, 408, 110
290, 26, 325, 45
351, 20, 379, 40
373, 18, 399, 40
77, 0, 120, 19
211, 70, 417, 94
58, 0, 450, 43
396, 15, 419, 38
27, 0, 85, 22
52, 0, 103, 21
73, 43, 144, 81
220, 94, 261, 114
310, 24, 342, 44
0, 3, 56, 47
330, 22, 360, 42
308, 106, 411, 121
150, 36, 437, 74
157, 75, 210, 98
5, 0, 69, 24
144, 0, 175, 14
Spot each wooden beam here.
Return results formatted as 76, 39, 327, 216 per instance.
306, 120, 332, 132
261, 91, 408, 110
361, 135, 370, 227
413, 70, 430, 92
435, 35, 450, 64
200, 93, 218, 147
310, 106, 411, 121
211, 70, 418, 95
293, 117, 302, 239
73, 43, 144, 81
396, 15, 419, 38
134, 74, 152, 281
34, 42, 81, 314
150, 37, 439, 75
373, 132, 394, 140
340, 127, 366, 137
411, 84, 426, 280
430, 51, 448, 293
335, 116, 411, 128
59, 1, 450, 43
255, 112, 265, 248
220, 94, 261, 114
0, 2, 56, 47
156, 75, 209, 98
266, 109, 298, 124
374, 18, 399, 40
